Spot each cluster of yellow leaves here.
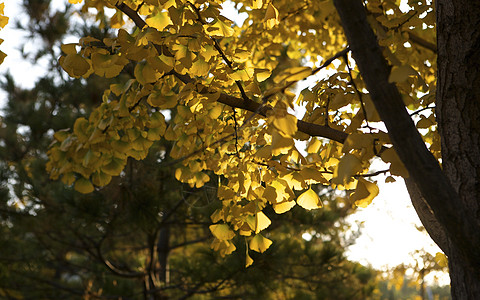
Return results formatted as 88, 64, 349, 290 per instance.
49, 0, 437, 266
0, 2, 8, 64
47, 80, 167, 193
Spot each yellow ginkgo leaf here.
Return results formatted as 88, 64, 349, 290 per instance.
435, 252, 448, 268
300, 167, 329, 185
329, 93, 350, 110
381, 148, 409, 178
351, 178, 379, 208
61, 43, 78, 55
255, 211, 271, 233
255, 68, 271, 82
271, 131, 294, 155
61, 54, 90, 78
385, 176, 396, 183
264, 3, 279, 29
211, 239, 236, 257
272, 200, 296, 214
332, 153, 363, 185
246, 250, 254, 267
249, 234, 273, 253
252, 0, 263, 9
209, 224, 235, 241
388, 65, 418, 83
190, 57, 210, 76
74, 177, 94, 194
101, 157, 125, 176
306, 138, 322, 154
145, 9, 172, 31
273, 114, 297, 136
206, 19, 234, 37
91, 171, 112, 187
0, 50, 6, 64
297, 188, 323, 210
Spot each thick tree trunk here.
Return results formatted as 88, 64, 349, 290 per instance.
436, 0, 480, 298
448, 246, 480, 299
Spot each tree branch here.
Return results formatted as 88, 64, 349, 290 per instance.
333, 0, 480, 268
404, 178, 448, 253
408, 31, 437, 53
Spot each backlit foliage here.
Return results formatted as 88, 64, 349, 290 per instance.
45, 0, 437, 265
0, 2, 8, 64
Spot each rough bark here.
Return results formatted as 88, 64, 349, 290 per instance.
436, 0, 480, 298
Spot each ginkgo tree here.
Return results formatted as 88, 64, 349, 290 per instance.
6, 0, 471, 298
0, 1, 380, 296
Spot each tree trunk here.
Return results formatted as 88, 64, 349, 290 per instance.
333, 0, 480, 298
436, 0, 480, 298
448, 246, 480, 299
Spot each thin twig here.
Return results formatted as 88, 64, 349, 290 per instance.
232, 107, 239, 155
343, 53, 373, 132
280, 3, 309, 22
409, 104, 435, 117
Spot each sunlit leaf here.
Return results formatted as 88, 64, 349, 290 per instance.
264, 3, 279, 29
249, 234, 273, 253
254, 211, 271, 233
206, 19, 234, 37
209, 224, 235, 241
297, 188, 323, 210
246, 250, 254, 267
273, 114, 297, 136
145, 9, 172, 31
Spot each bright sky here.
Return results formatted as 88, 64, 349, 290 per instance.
0, 0, 448, 285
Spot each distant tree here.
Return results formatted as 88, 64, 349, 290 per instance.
378, 249, 449, 300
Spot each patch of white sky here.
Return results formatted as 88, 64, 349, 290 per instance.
0, 0, 448, 284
